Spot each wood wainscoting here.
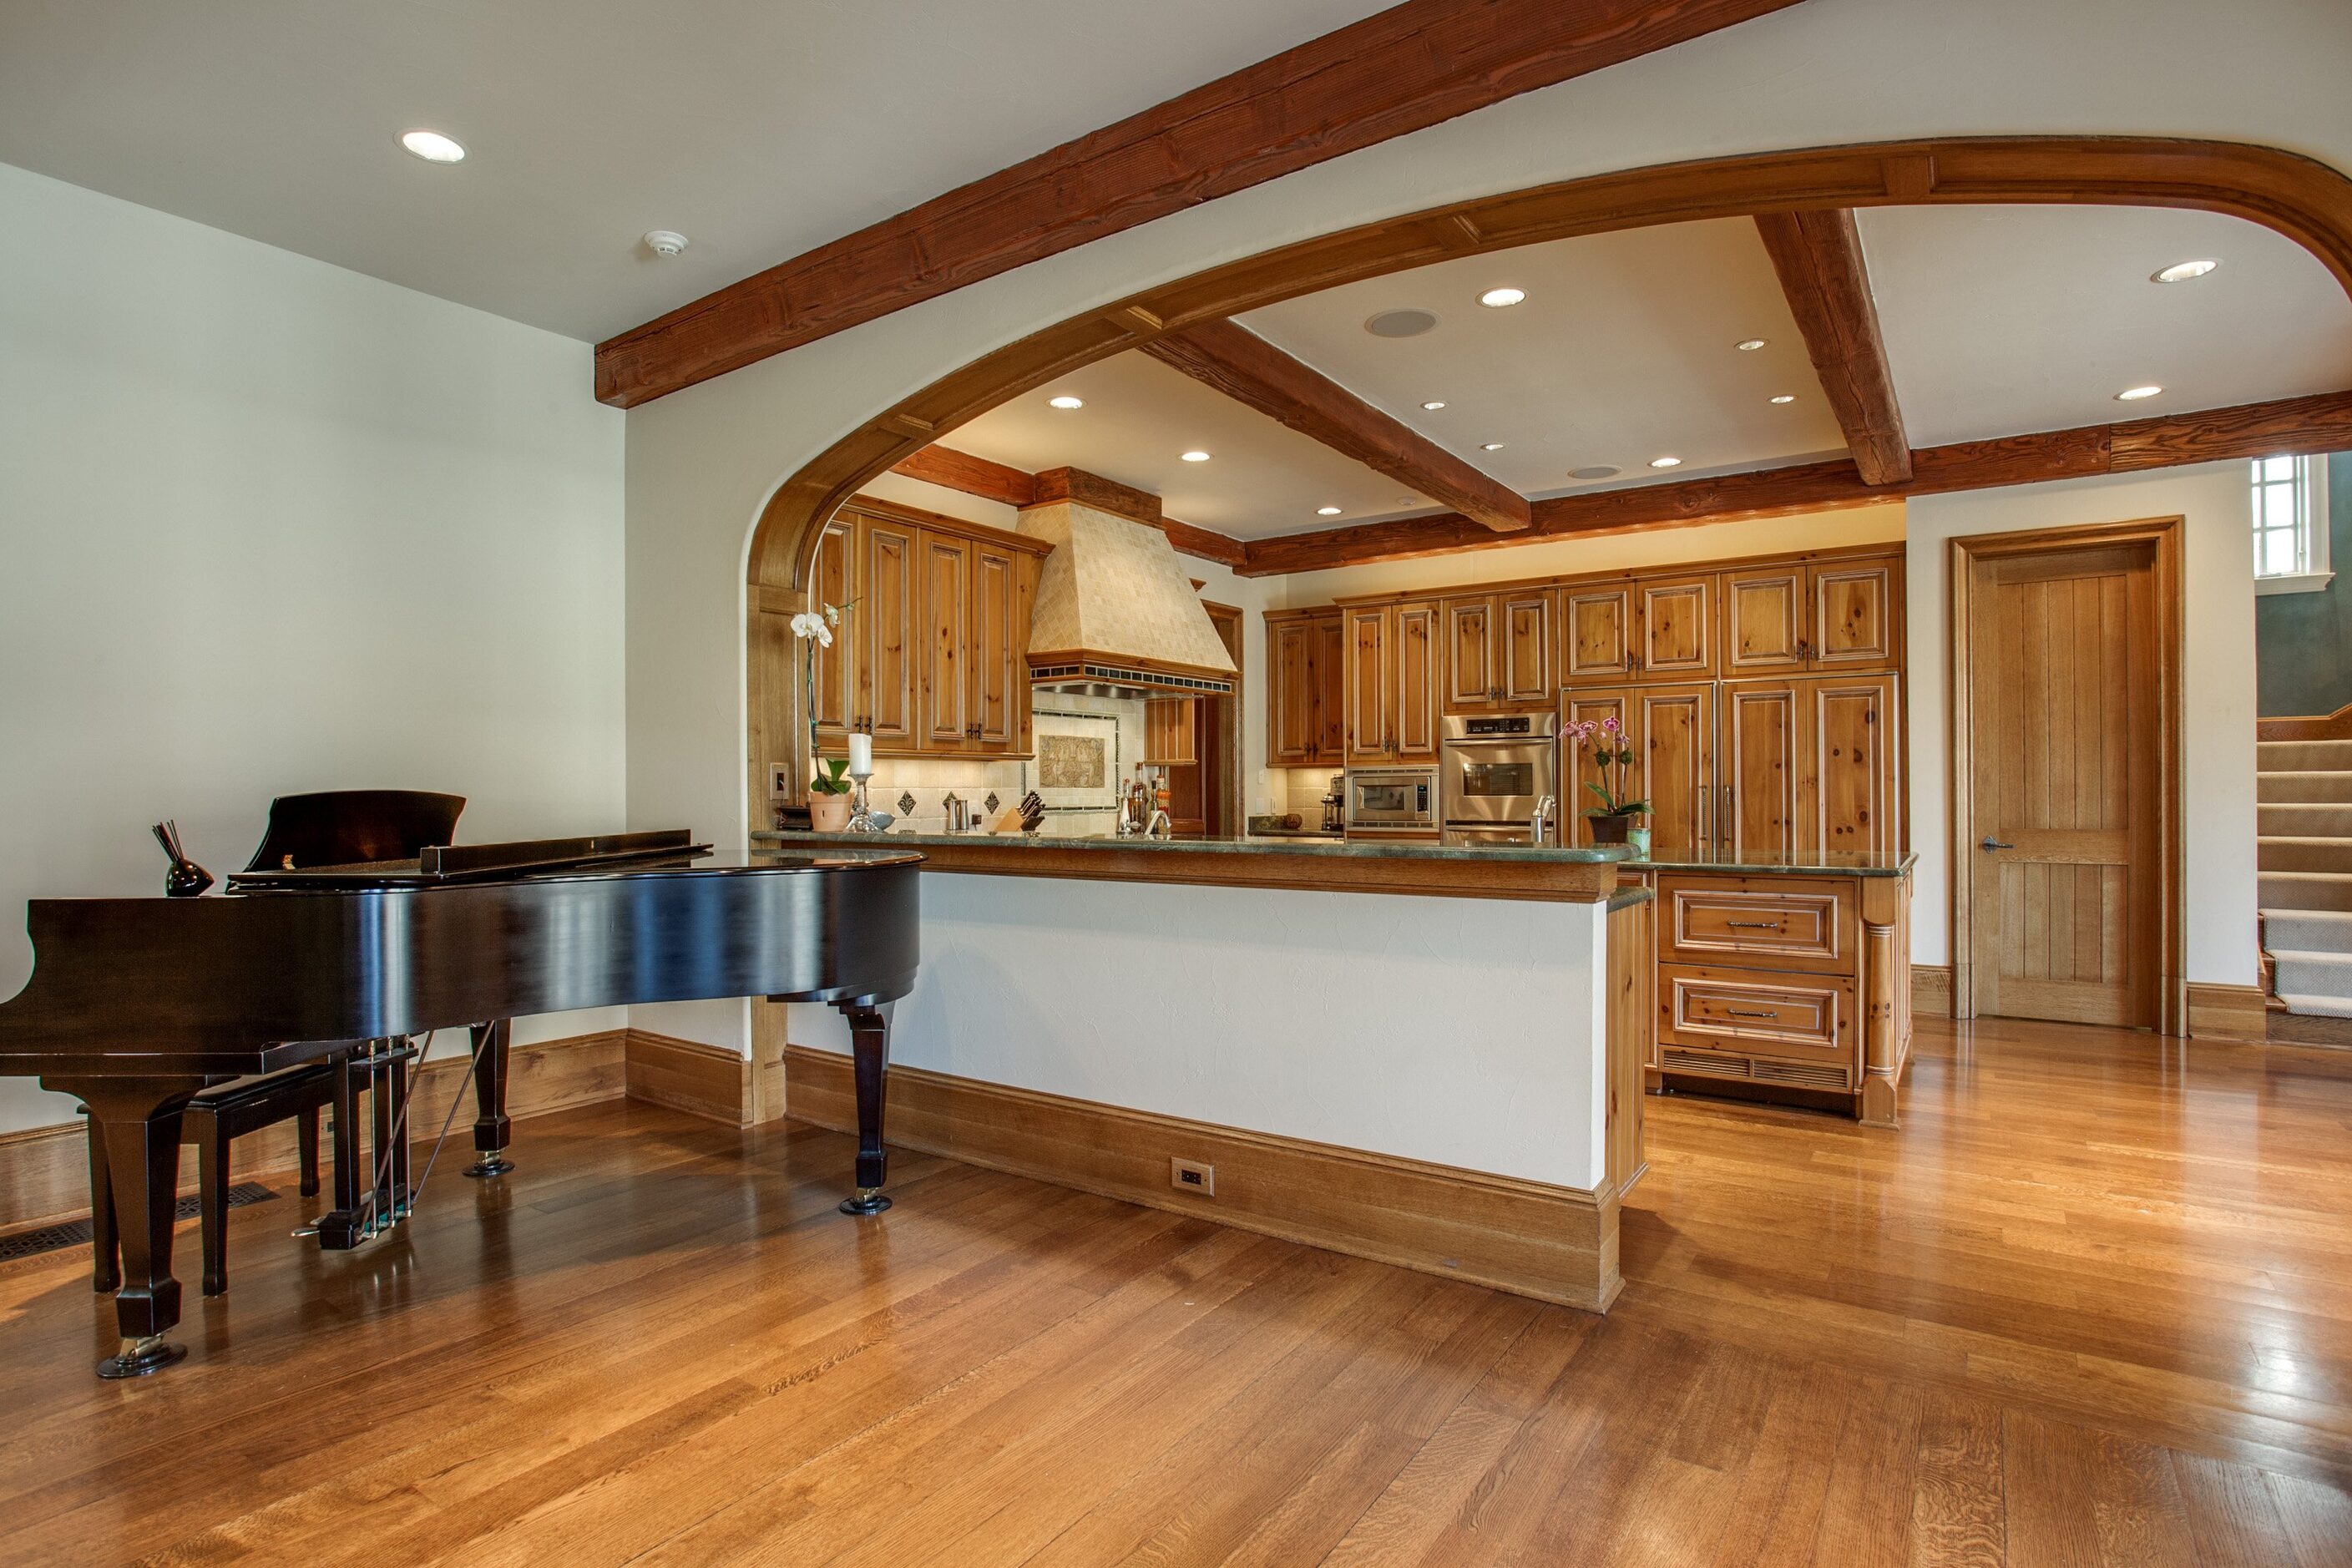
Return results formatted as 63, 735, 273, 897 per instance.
783, 1045, 1624, 1312
0, 1028, 627, 1234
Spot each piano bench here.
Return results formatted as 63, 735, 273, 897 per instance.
83, 1061, 347, 1298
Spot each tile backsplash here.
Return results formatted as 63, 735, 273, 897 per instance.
807, 692, 1146, 834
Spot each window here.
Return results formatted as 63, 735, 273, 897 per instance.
2253, 453, 2332, 595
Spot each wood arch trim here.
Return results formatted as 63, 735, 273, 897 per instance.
746, 134, 2352, 596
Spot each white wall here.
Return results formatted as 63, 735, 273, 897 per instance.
0, 163, 628, 1132
624, 0, 2351, 1056
1904, 463, 2259, 986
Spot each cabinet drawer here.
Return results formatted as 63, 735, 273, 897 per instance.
1659, 875, 1853, 972
1659, 964, 1854, 1064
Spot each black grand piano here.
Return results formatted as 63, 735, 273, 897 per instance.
0, 803, 920, 1378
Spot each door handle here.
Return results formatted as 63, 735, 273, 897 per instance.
1980, 837, 2014, 852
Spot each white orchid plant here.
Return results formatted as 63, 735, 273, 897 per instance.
793, 598, 856, 796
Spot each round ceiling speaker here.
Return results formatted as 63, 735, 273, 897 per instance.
1568, 465, 1622, 481
1364, 309, 1439, 338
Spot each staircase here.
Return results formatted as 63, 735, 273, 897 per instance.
2258, 736, 2352, 1024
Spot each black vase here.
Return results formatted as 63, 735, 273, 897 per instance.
152, 821, 214, 898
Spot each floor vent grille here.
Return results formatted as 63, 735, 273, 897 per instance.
1753, 1059, 1852, 1090
0, 1183, 281, 1264
1662, 1048, 1751, 1078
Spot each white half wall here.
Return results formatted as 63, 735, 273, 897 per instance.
0, 162, 628, 1132
1903, 463, 2259, 986
797, 872, 1610, 1190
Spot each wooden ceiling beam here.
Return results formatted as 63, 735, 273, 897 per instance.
1234, 388, 2352, 574
1142, 318, 1532, 533
1752, 208, 1912, 486
594, 0, 1808, 407
885, 448, 1251, 569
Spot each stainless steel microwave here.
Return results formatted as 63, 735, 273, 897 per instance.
1344, 767, 1437, 831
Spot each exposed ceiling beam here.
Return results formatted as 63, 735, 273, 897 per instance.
594, 0, 1809, 407
1752, 208, 1911, 486
885, 448, 1251, 569
1236, 388, 2352, 574
1141, 318, 1532, 534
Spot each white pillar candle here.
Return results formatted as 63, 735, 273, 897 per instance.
847, 731, 873, 776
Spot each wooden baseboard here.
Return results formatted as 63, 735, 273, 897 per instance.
623, 1029, 751, 1125
1911, 963, 1952, 1019
783, 1044, 1621, 1312
2186, 983, 2270, 1044
0, 1028, 627, 1235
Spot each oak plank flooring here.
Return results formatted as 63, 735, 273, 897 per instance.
6, 1019, 2352, 1564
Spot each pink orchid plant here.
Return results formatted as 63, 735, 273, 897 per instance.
1564, 715, 1648, 820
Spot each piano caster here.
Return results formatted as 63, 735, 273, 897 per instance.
463, 1152, 513, 1179
97, 1334, 186, 1380
839, 1188, 892, 1216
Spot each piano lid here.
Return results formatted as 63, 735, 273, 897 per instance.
242, 790, 466, 873
228, 829, 714, 890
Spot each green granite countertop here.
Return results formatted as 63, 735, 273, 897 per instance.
751, 827, 1635, 867
1621, 847, 1917, 878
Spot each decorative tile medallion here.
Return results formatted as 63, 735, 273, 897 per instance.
898, 791, 918, 817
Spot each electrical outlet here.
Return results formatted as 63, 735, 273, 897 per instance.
1171, 1157, 1215, 1196
771, 764, 792, 797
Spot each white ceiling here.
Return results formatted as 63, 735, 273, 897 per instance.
1859, 204, 2352, 447
936, 206, 2352, 539
0, 0, 1393, 342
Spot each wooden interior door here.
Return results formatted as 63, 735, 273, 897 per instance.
1722, 680, 1798, 859
917, 530, 971, 751
1500, 590, 1553, 704
1443, 595, 1495, 711
967, 539, 1020, 750
858, 516, 917, 746
1343, 606, 1393, 764
1966, 543, 2160, 1026
1634, 684, 1714, 854
1393, 601, 1439, 761
1723, 565, 1808, 674
1560, 584, 1635, 683
810, 518, 855, 741
1562, 687, 1632, 846
1637, 575, 1714, 680
1801, 674, 1899, 853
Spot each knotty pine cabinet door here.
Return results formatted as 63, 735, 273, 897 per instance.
1393, 601, 1439, 761
1499, 589, 1553, 704
1636, 576, 1715, 680
1313, 613, 1348, 764
1633, 684, 1715, 855
969, 539, 1025, 751
1343, 606, 1394, 765
1722, 565, 1808, 674
1562, 686, 1634, 847
1561, 584, 1636, 684
1809, 559, 1901, 670
857, 516, 918, 747
1802, 673, 1899, 853
918, 529, 972, 751
810, 518, 855, 742
1268, 615, 1321, 765
1722, 680, 1801, 860
1443, 595, 1497, 711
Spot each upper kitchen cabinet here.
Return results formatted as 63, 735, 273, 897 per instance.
1560, 584, 1636, 684
1266, 607, 1345, 767
1636, 575, 1715, 681
1444, 589, 1555, 711
1393, 600, 1440, 761
1724, 554, 1903, 675
1338, 598, 1439, 764
809, 517, 856, 738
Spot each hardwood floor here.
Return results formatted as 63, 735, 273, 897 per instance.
4, 1017, 2352, 1565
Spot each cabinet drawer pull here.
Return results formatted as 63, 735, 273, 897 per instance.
1724, 920, 1783, 931
1723, 1008, 1778, 1020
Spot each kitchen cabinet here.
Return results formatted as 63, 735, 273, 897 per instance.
1343, 605, 1394, 765
1393, 600, 1439, 761
1633, 684, 1715, 855
1721, 564, 1808, 674
1723, 559, 1903, 675
1636, 575, 1715, 680
1443, 589, 1554, 710
1560, 584, 1636, 684
1266, 608, 1345, 767
1721, 674, 1901, 857
799, 498, 1047, 774
1144, 697, 1199, 766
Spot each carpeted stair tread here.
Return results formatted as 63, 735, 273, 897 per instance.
2259, 739, 2352, 771
2276, 991, 2352, 1019
2256, 837, 2352, 873
2262, 908, 2352, 948
2258, 872, 2352, 911
2258, 805, 2352, 834
2258, 770, 2352, 802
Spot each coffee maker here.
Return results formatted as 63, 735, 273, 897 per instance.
1319, 773, 1345, 835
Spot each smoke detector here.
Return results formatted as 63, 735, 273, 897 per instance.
643, 230, 690, 257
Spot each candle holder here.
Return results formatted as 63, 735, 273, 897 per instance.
844, 759, 882, 832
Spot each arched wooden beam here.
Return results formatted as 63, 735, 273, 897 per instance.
747, 134, 2352, 596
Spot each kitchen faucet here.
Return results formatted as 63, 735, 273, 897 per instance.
1530, 793, 1556, 846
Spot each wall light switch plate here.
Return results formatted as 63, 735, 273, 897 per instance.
1171, 1157, 1215, 1196
771, 764, 792, 797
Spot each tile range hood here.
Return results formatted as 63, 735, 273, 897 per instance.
1019, 495, 1237, 700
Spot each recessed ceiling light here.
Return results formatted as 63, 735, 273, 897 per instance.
400, 129, 466, 164
1366, 309, 1439, 338
2116, 385, 2163, 402
1180, 450, 1211, 462
2152, 259, 2219, 284
1735, 337, 1768, 352
1478, 287, 1526, 309
1569, 465, 1621, 481
1048, 395, 1084, 410
1649, 456, 1683, 469
1769, 394, 1797, 405
1481, 443, 1506, 451
1421, 400, 1447, 411
1317, 506, 1343, 517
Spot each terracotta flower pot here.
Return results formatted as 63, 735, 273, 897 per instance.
1587, 812, 1636, 845
808, 794, 853, 832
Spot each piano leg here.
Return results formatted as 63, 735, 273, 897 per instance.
48, 1076, 207, 1378
834, 1001, 893, 1216
83, 1109, 120, 1294
463, 1019, 515, 1178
